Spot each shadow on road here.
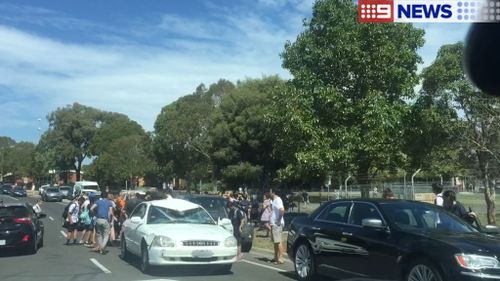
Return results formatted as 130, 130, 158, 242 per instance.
0, 248, 34, 258
122, 256, 235, 277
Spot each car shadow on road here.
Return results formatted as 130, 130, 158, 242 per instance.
122, 256, 235, 277
0, 249, 33, 258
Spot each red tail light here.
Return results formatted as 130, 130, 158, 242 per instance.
22, 234, 29, 242
14, 218, 32, 224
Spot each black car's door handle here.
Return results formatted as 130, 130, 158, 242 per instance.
342, 232, 353, 236
312, 226, 321, 231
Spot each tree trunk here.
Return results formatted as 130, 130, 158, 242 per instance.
484, 174, 496, 225
358, 164, 371, 198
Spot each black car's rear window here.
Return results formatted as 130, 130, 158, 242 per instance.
0, 206, 29, 218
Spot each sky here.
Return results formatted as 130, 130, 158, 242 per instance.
0, 0, 470, 144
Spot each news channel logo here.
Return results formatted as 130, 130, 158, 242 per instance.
358, 0, 500, 23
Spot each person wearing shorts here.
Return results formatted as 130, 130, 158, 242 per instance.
228, 201, 245, 261
270, 189, 285, 264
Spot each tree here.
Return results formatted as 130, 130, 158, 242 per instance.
0, 137, 16, 181
421, 42, 500, 224
154, 80, 235, 186
88, 115, 153, 187
210, 76, 285, 189
40, 103, 104, 181
275, 0, 425, 196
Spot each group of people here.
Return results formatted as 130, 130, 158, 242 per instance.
224, 190, 286, 264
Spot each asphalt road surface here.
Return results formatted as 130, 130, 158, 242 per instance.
0, 194, 381, 281
0, 194, 302, 281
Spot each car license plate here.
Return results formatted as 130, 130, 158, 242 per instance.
192, 250, 213, 258
0, 240, 5, 246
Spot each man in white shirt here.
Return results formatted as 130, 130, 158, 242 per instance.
432, 183, 444, 206
270, 189, 285, 264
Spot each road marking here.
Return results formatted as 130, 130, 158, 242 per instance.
8, 196, 19, 201
49, 216, 54, 221
90, 258, 112, 274
60, 230, 67, 238
241, 259, 286, 272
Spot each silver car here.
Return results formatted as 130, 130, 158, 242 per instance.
42, 187, 63, 202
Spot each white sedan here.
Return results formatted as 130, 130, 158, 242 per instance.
120, 198, 237, 273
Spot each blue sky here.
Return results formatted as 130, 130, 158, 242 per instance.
0, 0, 469, 143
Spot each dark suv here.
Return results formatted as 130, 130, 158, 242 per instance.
0, 202, 45, 254
287, 199, 500, 281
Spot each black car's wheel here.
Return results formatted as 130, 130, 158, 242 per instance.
241, 242, 252, 253
28, 234, 38, 254
406, 260, 443, 281
140, 242, 151, 273
38, 232, 44, 248
294, 243, 316, 281
120, 235, 131, 260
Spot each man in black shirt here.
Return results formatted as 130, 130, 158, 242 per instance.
442, 190, 476, 225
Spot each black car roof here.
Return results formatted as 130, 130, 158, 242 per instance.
0, 202, 31, 207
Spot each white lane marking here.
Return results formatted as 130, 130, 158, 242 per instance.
60, 230, 67, 238
89, 258, 112, 274
8, 196, 19, 201
49, 216, 54, 221
135, 279, 179, 281
241, 259, 286, 272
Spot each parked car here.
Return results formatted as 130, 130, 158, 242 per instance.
59, 186, 73, 200
1, 184, 12, 195
42, 187, 63, 202
10, 186, 27, 197
0, 202, 45, 254
287, 199, 500, 281
72, 181, 100, 198
181, 194, 254, 253
120, 198, 237, 273
283, 212, 308, 231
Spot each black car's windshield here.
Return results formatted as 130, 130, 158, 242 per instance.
47, 188, 60, 192
0, 206, 29, 218
380, 202, 478, 234
147, 205, 215, 225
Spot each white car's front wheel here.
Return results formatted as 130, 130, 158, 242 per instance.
120, 236, 131, 260
140, 242, 151, 273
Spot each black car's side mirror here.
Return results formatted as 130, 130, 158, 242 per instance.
38, 213, 47, 219
482, 225, 500, 235
362, 218, 386, 230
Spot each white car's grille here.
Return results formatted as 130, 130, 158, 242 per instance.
182, 240, 219, 247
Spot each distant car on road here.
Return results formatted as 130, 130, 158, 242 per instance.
287, 199, 500, 281
1, 184, 12, 195
0, 202, 45, 254
58, 186, 73, 200
10, 186, 27, 197
120, 198, 237, 273
39, 184, 50, 196
72, 181, 100, 198
42, 187, 63, 202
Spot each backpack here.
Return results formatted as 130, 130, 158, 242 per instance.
79, 206, 91, 225
62, 201, 75, 219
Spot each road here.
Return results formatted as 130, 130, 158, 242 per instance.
0, 194, 303, 281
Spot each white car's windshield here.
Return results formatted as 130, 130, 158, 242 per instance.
147, 205, 215, 225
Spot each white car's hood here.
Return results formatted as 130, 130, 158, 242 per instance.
146, 223, 232, 241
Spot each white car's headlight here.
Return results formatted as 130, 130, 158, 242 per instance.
152, 236, 175, 247
224, 236, 237, 247
455, 254, 500, 270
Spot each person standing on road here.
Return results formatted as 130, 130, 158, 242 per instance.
432, 183, 444, 206
91, 191, 113, 255
228, 201, 245, 261
260, 193, 272, 237
442, 190, 477, 225
66, 196, 84, 245
270, 189, 285, 265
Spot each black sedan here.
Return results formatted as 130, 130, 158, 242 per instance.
287, 199, 500, 281
182, 194, 254, 253
0, 202, 45, 254
10, 186, 27, 197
